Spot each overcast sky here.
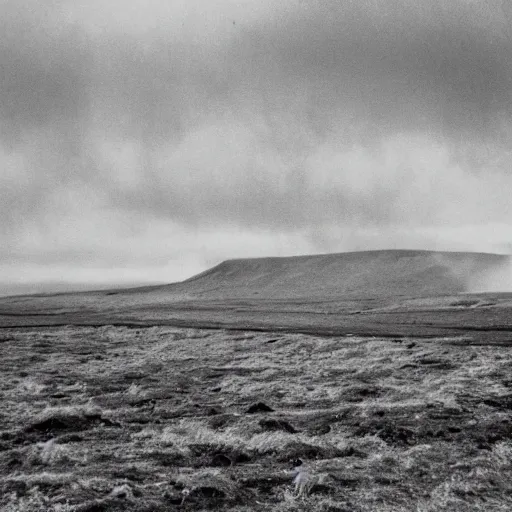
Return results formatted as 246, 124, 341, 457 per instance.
1, 0, 512, 295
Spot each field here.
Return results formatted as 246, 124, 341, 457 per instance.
2, 319, 512, 511
2, 250, 512, 510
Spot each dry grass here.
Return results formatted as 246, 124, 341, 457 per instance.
2, 325, 512, 510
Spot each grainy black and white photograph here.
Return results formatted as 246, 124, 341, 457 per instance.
1, 0, 512, 510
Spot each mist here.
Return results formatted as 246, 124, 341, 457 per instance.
467, 256, 512, 293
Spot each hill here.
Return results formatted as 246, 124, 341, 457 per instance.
161, 249, 510, 299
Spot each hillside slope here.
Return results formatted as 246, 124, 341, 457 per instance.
162, 249, 510, 299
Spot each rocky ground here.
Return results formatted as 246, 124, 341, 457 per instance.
2, 324, 512, 511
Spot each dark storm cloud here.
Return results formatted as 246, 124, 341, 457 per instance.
0, 1, 91, 149
87, 0, 512, 229
261, 0, 512, 144
1, 0, 512, 293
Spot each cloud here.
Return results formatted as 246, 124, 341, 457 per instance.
1, 0, 512, 293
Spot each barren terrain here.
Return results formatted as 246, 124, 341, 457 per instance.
1, 250, 512, 511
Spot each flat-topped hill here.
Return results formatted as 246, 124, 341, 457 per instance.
161, 249, 509, 299
0, 251, 509, 319
1, 250, 511, 338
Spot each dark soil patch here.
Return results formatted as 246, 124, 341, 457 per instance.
0, 431, 15, 441
146, 450, 186, 467
482, 396, 512, 410
276, 441, 342, 461
239, 472, 291, 492
191, 485, 226, 499
310, 483, 334, 494
330, 476, 361, 489
26, 417, 82, 433
415, 357, 457, 370
300, 412, 345, 435
75, 499, 129, 512
163, 491, 185, 505
25, 411, 118, 436
210, 453, 233, 466
111, 465, 148, 482
58, 433, 84, 443
355, 420, 417, 446
259, 418, 297, 433
50, 392, 70, 399
472, 420, 512, 445
308, 423, 331, 435
343, 385, 382, 403
1, 479, 28, 496
246, 402, 274, 413
188, 444, 252, 467
338, 446, 368, 458
208, 413, 240, 429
